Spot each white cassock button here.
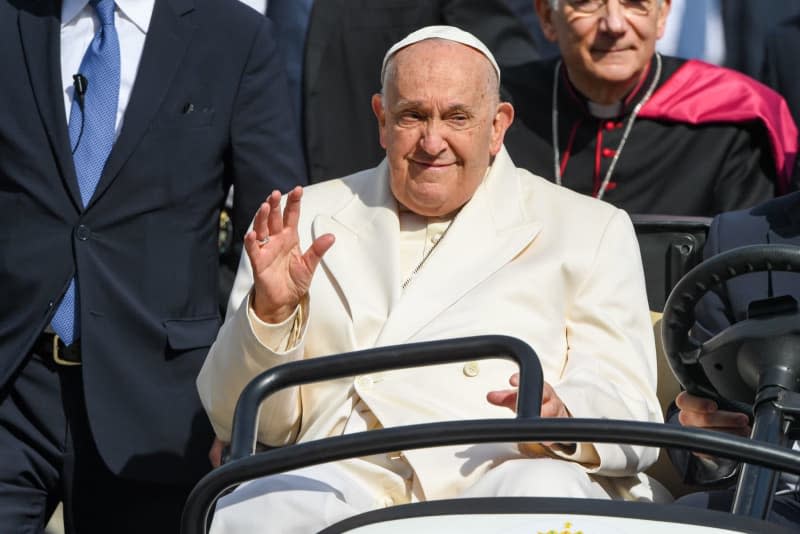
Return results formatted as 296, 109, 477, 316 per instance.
463, 362, 480, 377
431, 232, 442, 244
382, 496, 395, 507
356, 375, 374, 388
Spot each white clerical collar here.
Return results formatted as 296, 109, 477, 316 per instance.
587, 100, 623, 119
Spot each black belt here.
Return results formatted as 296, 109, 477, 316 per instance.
34, 333, 82, 366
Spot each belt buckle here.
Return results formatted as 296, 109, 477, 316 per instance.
52, 335, 81, 366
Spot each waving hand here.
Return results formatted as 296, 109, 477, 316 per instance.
244, 186, 335, 324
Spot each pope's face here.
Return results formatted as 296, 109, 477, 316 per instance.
372, 40, 513, 217
536, 0, 670, 100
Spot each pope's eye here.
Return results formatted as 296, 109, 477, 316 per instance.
398, 111, 423, 124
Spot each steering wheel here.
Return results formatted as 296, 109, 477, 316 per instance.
661, 244, 800, 415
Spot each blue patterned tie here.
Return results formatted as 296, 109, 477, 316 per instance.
51, 0, 120, 346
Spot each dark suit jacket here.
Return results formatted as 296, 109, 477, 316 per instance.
763, 15, 800, 126
0, 0, 305, 484
501, 0, 560, 59
721, 0, 800, 80
763, 15, 800, 181
668, 191, 800, 485
302, 0, 540, 182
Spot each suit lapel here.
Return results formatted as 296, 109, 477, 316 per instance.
18, 1, 83, 210
376, 149, 541, 345
313, 162, 401, 347
87, 0, 195, 209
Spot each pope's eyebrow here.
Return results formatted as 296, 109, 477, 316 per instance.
393, 100, 475, 115
442, 104, 474, 115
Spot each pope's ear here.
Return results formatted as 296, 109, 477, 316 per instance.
490, 102, 514, 156
371, 93, 388, 149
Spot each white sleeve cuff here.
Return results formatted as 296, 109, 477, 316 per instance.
246, 294, 303, 353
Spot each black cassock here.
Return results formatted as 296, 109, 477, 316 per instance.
502, 55, 796, 216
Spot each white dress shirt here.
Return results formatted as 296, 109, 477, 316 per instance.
238, 0, 267, 15
60, 0, 155, 136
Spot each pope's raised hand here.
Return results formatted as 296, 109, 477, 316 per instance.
244, 186, 335, 324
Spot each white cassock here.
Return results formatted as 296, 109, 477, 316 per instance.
198, 147, 668, 533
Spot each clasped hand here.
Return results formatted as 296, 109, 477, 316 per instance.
487, 373, 570, 447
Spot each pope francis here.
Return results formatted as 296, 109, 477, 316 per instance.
197, 25, 664, 534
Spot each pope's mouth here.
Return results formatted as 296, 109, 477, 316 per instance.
409, 159, 457, 169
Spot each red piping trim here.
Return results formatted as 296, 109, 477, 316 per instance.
593, 125, 603, 197
560, 119, 582, 177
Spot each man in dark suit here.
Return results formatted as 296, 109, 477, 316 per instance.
0, 0, 305, 532
764, 15, 800, 124
503, 0, 560, 58
722, 0, 800, 80
263, 0, 541, 183
763, 15, 800, 181
656, 0, 800, 80
668, 192, 800, 526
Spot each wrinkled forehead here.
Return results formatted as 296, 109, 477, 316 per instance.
380, 25, 500, 86
395, 40, 490, 73
382, 39, 499, 99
